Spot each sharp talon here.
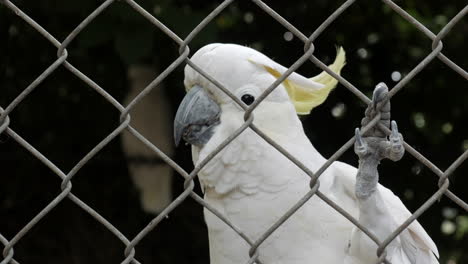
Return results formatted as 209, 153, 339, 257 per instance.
355, 128, 367, 156
391, 120, 398, 134
373, 82, 389, 104
387, 120, 404, 161
355, 128, 363, 147
390, 120, 399, 142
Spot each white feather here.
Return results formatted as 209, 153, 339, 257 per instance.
185, 43, 439, 264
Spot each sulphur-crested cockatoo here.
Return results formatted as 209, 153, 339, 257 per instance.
174, 43, 438, 264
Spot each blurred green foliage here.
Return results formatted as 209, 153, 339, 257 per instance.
0, 0, 467, 263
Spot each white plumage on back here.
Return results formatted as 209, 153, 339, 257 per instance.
183, 43, 438, 264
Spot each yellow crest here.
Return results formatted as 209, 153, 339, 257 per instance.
251, 47, 346, 115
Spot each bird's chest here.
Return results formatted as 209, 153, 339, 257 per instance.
204, 186, 352, 264
197, 129, 297, 196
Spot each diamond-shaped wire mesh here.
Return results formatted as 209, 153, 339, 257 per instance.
0, 0, 467, 263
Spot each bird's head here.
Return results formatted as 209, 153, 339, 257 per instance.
174, 43, 345, 147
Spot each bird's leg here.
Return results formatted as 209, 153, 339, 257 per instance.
354, 83, 396, 200
354, 128, 380, 200
354, 83, 405, 200
354, 137, 382, 200
348, 82, 406, 261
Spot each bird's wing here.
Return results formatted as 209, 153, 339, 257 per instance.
331, 161, 439, 259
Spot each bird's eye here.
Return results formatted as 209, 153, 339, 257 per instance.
241, 94, 255, 105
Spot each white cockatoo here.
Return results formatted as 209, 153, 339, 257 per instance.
173, 43, 438, 264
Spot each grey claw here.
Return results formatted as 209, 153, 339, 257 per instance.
355, 128, 363, 146
390, 121, 399, 142
355, 128, 367, 155
388, 120, 404, 161
372, 83, 389, 105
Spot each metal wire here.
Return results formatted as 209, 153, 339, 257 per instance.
0, 0, 467, 263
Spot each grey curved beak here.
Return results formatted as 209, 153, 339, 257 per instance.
174, 85, 221, 147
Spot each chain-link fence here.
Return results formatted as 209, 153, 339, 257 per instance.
1, 0, 467, 263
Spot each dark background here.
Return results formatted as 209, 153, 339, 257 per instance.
1, 0, 467, 263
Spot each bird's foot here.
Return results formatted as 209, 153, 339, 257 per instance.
383, 120, 405, 161
361, 83, 391, 138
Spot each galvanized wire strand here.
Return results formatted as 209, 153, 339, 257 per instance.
250, 0, 308, 42
180, 0, 235, 52
54, 0, 201, 256
382, 0, 468, 81
68, 193, 140, 264
127, 127, 264, 264
311, 53, 371, 103
248, 113, 392, 263
0, 55, 67, 124
120, 24, 321, 258
313, 113, 382, 181
377, 123, 468, 211
307, 0, 356, 44
189, 193, 259, 252
1, 0, 63, 47
444, 190, 468, 211
0, 1, 143, 263
185, 59, 247, 109
247, 182, 321, 263
3, 126, 141, 264
64, 62, 126, 111
377, 180, 450, 258
59, 5, 127, 113
127, 126, 189, 178
126, 125, 262, 261
381, 0, 436, 39
245, 45, 316, 118
250, 0, 372, 112
243, 1, 466, 261
187, 115, 254, 184
367, 125, 468, 256
0, 108, 10, 135
1, 131, 75, 261
122, 117, 253, 263
403, 143, 468, 210
0, 0, 125, 115
252, 0, 370, 105
387, 42, 443, 99
122, 181, 195, 263
317, 192, 391, 264
177, 2, 251, 109
374, 127, 466, 254
373, 122, 468, 224
438, 149, 468, 188
251, 0, 369, 105
121, 49, 189, 120
2, 184, 72, 258
124, 0, 184, 45
61, 115, 131, 189
0, 234, 17, 264
57, 0, 116, 57
375, 252, 389, 264
243, 92, 387, 260
433, 5, 468, 80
